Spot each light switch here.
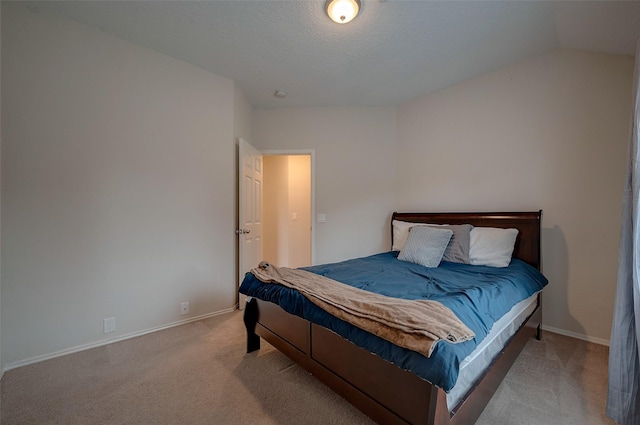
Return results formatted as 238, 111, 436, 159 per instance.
292, 212, 297, 221
317, 213, 327, 223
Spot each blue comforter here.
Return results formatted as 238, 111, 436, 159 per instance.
239, 251, 548, 391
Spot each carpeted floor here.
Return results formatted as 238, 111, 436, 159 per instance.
476, 328, 614, 425
0, 310, 615, 425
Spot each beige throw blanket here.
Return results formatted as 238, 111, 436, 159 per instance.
251, 262, 475, 358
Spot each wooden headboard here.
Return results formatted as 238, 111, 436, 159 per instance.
391, 211, 542, 270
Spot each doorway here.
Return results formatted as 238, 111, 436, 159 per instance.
262, 153, 313, 268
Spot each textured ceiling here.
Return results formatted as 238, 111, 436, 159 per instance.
28, 0, 640, 109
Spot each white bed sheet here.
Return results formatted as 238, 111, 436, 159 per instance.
446, 292, 540, 410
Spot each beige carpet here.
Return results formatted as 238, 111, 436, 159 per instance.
0, 310, 615, 425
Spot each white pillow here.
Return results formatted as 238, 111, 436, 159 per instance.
398, 226, 453, 268
392, 220, 445, 251
469, 227, 519, 267
392, 220, 416, 251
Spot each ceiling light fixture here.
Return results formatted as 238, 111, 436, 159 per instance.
325, 0, 361, 24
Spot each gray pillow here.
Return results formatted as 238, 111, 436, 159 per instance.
398, 226, 453, 268
429, 224, 473, 264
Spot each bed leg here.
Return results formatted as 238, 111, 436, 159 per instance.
243, 297, 261, 352
536, 324, 542, 341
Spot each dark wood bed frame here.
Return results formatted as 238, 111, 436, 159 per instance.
243, 211, 543, 425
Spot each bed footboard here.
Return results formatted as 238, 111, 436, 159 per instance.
243, 297, 441, 425
243, 295, 542, 425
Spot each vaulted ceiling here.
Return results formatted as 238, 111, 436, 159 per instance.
29, 0, 640, 109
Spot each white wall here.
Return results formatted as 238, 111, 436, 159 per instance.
234, 85, 254, 146
1, 4, 632, 372
2, 4, 236, 367
254, 107, 398, 264
396, 49, 634, 344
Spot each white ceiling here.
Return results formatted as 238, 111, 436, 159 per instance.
28, 0, 640, 109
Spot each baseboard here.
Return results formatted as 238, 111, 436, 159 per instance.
3, 308, 236, 373
3, 313, 609, 373
542, 325, 610, 347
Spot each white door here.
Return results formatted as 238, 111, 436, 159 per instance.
238, 138, 263, 309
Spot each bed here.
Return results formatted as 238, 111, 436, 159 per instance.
240, 211, 546, 425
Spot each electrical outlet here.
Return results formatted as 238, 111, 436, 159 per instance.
180, 302, 189, 315
103, 317, 116, 334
